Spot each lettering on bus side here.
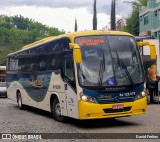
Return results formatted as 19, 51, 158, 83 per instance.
53, 85, 61, 89
68, 97, 74, 106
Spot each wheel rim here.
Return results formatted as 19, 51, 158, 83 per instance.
55, 103, 61, 116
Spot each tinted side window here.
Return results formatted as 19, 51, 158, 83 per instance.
64, 58, 74, 81
8, 57, 18, 71
48, 54, 60, 70
60, 38, 70, 50
47, 38, 71, 52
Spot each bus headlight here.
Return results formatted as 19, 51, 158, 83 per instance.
134, 91, 146, 101
80, 93, 98, 103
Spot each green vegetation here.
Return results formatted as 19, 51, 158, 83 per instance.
0, 15, 65, 65
122, 0, 147, 35
122, 5, 139, 36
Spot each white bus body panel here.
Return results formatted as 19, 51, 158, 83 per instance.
64, 82, 79, 119
7, 72, 80, 119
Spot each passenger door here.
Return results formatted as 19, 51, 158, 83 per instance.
63, 57, 79, 119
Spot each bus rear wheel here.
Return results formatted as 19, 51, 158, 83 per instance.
17, 92, 23, 110
52, 98, 66, 122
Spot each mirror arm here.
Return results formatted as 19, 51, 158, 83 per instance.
137, 41, 156, 59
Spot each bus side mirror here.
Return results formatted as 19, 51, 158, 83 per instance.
69, 43, 82, 64
137, 41, 156, 59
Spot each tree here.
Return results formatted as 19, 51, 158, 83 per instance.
0, 15, 65, 65
141, 0, 147, 6
124, 0, 147, 7
93, 0, 97, 30
74, 18, 78, 32
122, 0, 147, 35
11, 15, 30, 30
111, 0, 116, 30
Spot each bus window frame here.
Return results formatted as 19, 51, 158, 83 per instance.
62, 54, 76, 92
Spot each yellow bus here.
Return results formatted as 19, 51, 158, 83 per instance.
6, 30, 156, 122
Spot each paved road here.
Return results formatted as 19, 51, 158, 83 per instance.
0, 98, 160, 142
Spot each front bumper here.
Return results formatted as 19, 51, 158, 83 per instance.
78, 97, 147, 119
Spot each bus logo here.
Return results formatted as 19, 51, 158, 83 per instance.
30, 79, 43, 88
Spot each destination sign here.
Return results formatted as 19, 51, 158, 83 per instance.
77, 39, 104, 46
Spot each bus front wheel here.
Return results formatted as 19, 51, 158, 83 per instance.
17, 92, 23, 110
52, 98, 66, 122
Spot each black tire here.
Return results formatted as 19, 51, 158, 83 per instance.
17, 92, 23, 110
52, 98, 66, 122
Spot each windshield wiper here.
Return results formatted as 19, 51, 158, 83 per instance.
114, 50, 134, 85
98, 52, 105, 86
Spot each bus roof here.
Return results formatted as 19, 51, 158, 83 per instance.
64, 30, 133, 42
22, 36, 55, 49
8, 30, 133, 56
66, 30, 133, 36
22, 30, 133, 49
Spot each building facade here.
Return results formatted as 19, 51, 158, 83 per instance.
102, 19, 126, 31
139, 0, 160, 39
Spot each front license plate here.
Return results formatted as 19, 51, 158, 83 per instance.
112, 104, 124, 110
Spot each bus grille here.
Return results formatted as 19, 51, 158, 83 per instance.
98, 97, 134, 104
103, 107, 131, 113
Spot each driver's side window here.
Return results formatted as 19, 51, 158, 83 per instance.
64, 58, 74, 81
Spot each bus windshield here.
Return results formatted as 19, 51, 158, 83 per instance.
75, 35, 144, 88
